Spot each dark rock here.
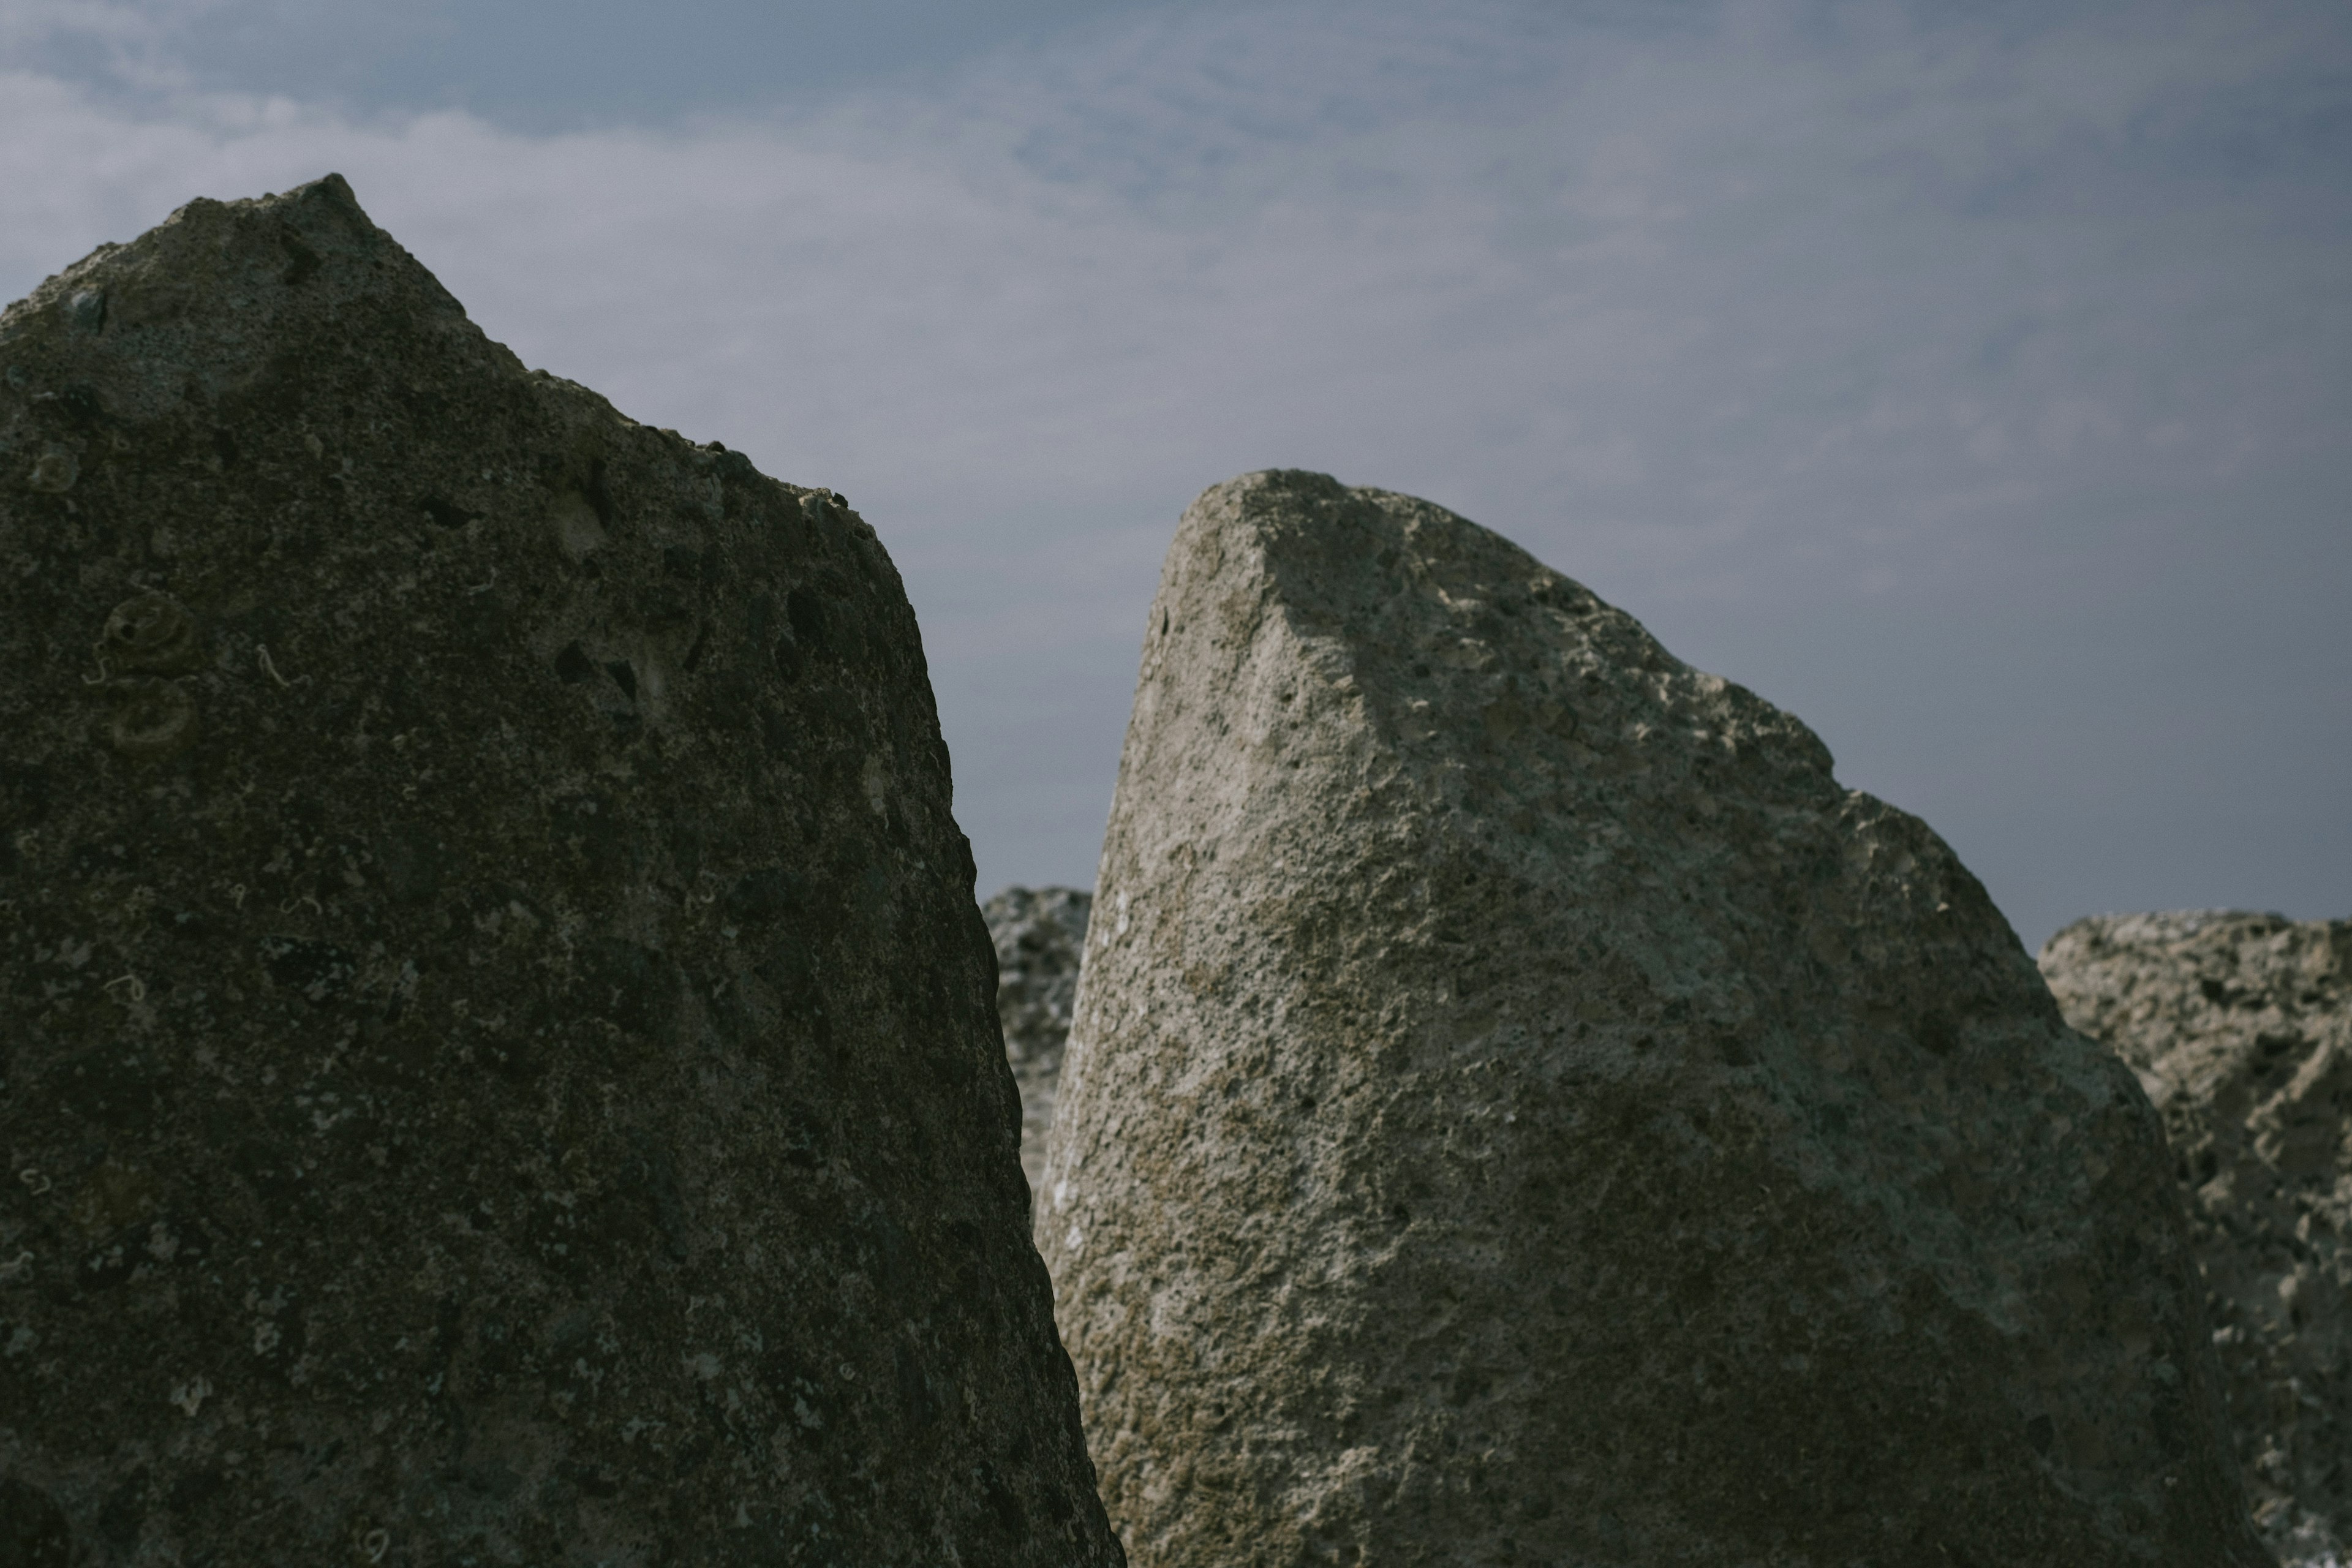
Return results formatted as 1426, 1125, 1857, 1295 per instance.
2044, 911, 2351, 1568
0, 176, 1118, 1565
1041, 470, 2268, 1566
982, 886, 1091, 1189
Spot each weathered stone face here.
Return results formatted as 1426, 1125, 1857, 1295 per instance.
983, 886, 1092, 1192
0, 176, 1120, 1566
1041, 470, 2269, 1567
2043, 911, 2351, 1568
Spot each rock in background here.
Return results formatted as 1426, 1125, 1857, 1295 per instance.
1041, 469, 2269, 1566
984, 886, 1091, 1190
0, 176, 1120, 1565
2043, 911, 2351, 1568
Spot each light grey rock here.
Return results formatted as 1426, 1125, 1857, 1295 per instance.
1041, 469, 2269, 1567
984, 886, 1092, 1190
2043, 911, 2351, 1568
0, 175, 1121, 1566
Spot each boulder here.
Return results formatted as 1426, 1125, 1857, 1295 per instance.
0, 176, 1120, 1565
2043, 911, 2351, 1568
983, 886, 1093, 1190
1040, 470, 2269, 1566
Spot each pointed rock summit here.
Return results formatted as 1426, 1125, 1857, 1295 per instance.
1041, 470, 2266, 1566
2043, 911, 2350, 1567
0, 176, 1119, 1563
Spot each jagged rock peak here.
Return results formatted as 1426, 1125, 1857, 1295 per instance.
0, 175, 1120, 1565
1042, 469, 2267, 1567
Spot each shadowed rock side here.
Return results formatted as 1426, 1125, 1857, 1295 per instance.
2043, 912, 2351, 1568
1039, 470, 2269, 1567
984, 886, 1092, 1191
0, 176, 1121, 1566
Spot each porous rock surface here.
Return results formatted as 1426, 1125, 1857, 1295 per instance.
982, 886, 1091, 1191
1041, 470, 2269, 1567
0, 176, 1120, 1565
2042, 911, 2351, 1568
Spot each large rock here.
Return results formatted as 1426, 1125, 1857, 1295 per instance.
2042, 911, 2351, 1568
983, 886, 1092, 1191
0, 176, 1120, 1564
1041, 470, 2268, 1566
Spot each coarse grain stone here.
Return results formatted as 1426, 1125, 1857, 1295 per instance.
982, 886, 1091, 1192
0, 175, 1120, 1566
1041, 469, 2271, 1567
2043, 911, 2351, 1568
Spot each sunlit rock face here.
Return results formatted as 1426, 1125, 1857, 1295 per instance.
0, 175, 1120, 1566
984, 884, 1091, 1191
1042, 469, 2269, 1568
2045, 911, 2351, 1568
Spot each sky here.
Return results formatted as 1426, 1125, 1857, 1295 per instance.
2, 0, 2346, 951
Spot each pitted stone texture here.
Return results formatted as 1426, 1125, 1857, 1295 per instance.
2043, 911, 2351, 1568
1041, 470, 2267, 1568
0, 176, 1120, 1566
983, 886, 1091, 1190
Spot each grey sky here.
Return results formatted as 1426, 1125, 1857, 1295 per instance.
6, 0, 1188, 123
3, 0, 2346, 949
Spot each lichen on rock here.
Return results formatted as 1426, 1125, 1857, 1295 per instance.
0, 175, 1120, 1564
2044, 911, 2351, 1568
1042, 469, 2270, 1566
